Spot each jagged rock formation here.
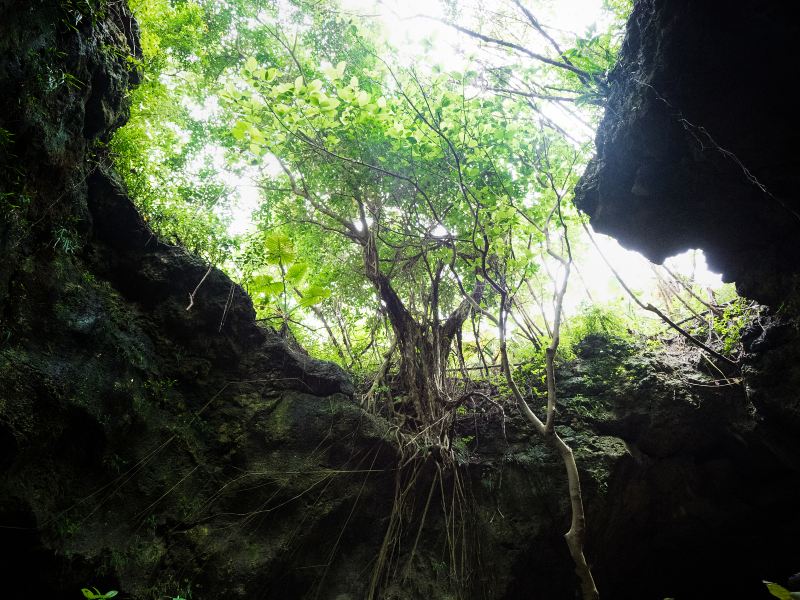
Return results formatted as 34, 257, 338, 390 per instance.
1, 1, 798, 599
0, 2, 381, 597
569, 338, 799, 599
575, 0, 800, 596
575, 0, 800, 306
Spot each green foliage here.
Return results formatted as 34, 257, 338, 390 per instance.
112, 0, 743, 390
568, 394, 607, 421
451, 433, 475, 459
509, 348, 548, 396
52, 226, 80, 254
712, 296, 757, 355
110, 0, 261, 263
299, 285, 331, 307
0, 127, 26, 214
242, 231, 332, 332
764, 581, 800, 600
603, 0, 634, 31
561, 26, 615, 101
264, 232, 296, 265
0, 126, 13, 149
59, 0, 107, 31
562, 303, 632, 356
81, 588, 118, 600
224, 12, 590, 357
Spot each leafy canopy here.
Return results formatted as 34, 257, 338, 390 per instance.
112, 0, 745, 375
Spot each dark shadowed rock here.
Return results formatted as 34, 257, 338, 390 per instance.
575, 0, 800, 306
574, 1, 800, 592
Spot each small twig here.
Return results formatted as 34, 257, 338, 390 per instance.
218, 283, 235, 332
582, 222, 738, 369
186, 265, 213, 311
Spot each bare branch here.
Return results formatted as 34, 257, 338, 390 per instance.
582, 221, 738, 368
418, 15, 592, 80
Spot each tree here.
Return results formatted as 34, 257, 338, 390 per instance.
112, 1, 651, 597
227, 35, 532, 441
222, 11, 606, 592
455, 119, 599, 598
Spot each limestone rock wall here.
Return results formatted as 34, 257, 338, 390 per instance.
575, 0, 800, 595
575, 0, 800, 306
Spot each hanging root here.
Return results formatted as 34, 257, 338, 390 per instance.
367, 428, 476, 599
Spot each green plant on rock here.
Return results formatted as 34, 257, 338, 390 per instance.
59, 0, 107, 31
53, 226, 79, 254
562, 303, 631, 355
712, 296, 757, 355
0, 126, 12, 149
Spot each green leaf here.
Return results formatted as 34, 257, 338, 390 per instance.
244, 56, 258, 73
356, 90, 370, 107
765, 582, 792, 600
231, 120, 249, 142
250, 128, 265, 144
81, 590, 98, 599
320, 97, 341, 111
294, 76, 304, 93
286, 262, 308, 284
321, 61, 347, 81
387, 123, 405, 138
337, 87, 354, 102
105, 592, 119, 598
252, 275, 283, 297
265, 232, 296, 265
299, 285, 331, 307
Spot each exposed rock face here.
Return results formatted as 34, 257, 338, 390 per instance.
575, 0, 800, 595
563, 337, 800, 599
2, 2, 798, 599
575, 0, 800, 306
0, 3, 381, 598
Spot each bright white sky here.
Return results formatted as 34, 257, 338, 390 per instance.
338, 0, 612, 61
221, 0, 726, 318
571, 233, 722, 311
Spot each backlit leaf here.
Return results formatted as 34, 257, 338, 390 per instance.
765, 582, 792, 600
299, 285, 331, 307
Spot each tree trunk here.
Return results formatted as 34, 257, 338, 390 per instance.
396, 323, 450, 432
360, 229, 482, 438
